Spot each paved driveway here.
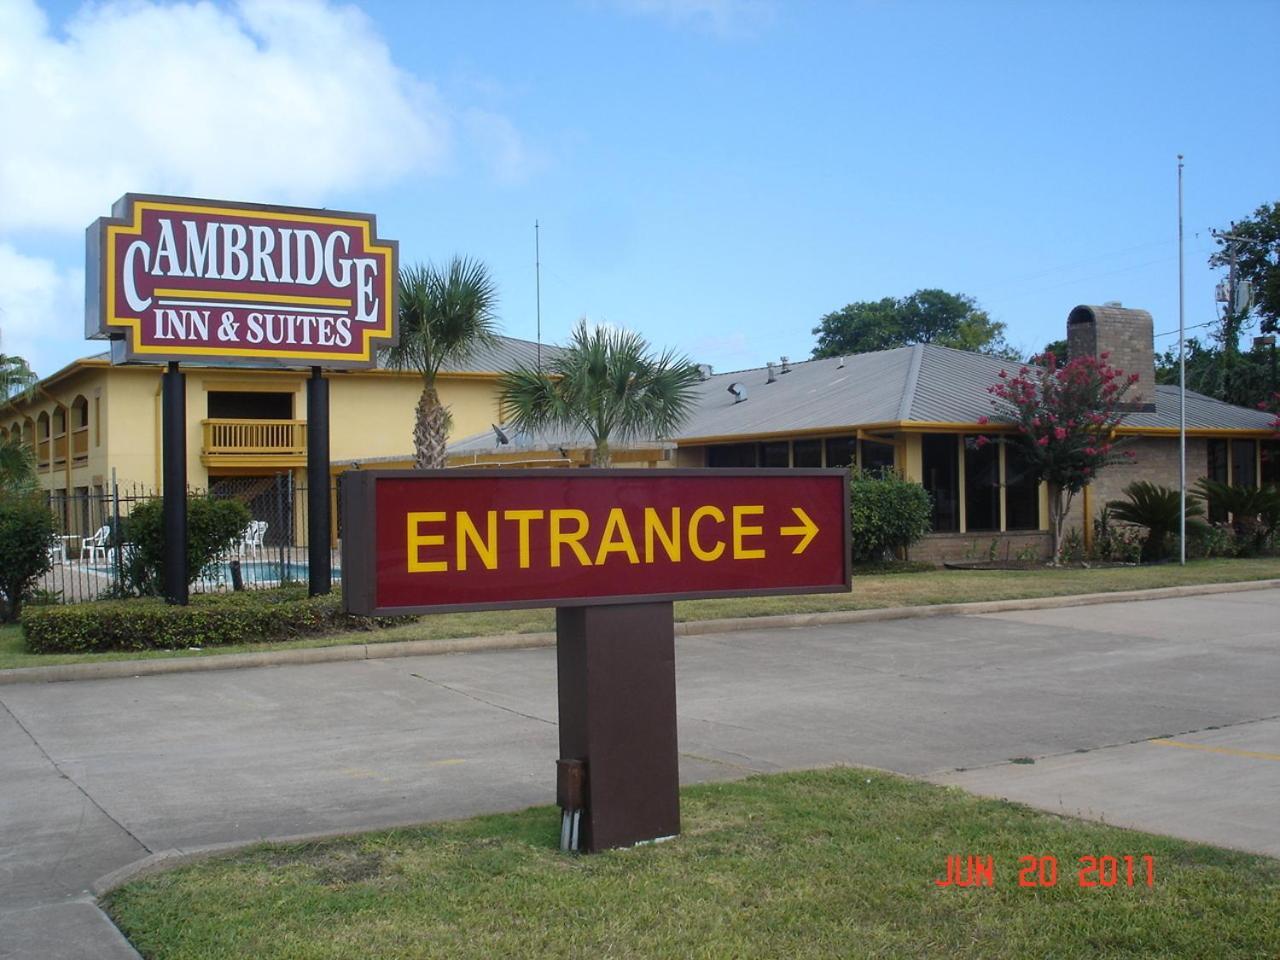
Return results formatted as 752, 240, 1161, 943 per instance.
2, 588, 1277, 958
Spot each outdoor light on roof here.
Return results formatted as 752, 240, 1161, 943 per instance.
727, 382, 748, 403
766, 362, 777, 383
780, 356, 791, 374
492, 424, 510, 445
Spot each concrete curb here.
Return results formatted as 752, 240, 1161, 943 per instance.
4, 578, 1278, 686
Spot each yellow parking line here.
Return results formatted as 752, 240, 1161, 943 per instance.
1150, 738, 1280, 762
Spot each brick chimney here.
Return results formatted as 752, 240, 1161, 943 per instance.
1066, 303, 1157, 412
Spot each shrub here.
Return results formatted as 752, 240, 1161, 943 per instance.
1106, 481, 1207, 563
0, 492, 56, 622
1090, 506, 1143, 563
849, 469, 933, 563
122, 496, 252, 595
1193, 479, 1280, 556
21, 587, 407, 653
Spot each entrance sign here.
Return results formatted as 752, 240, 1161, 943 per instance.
86, 194, 399, 367
342, 469, 851, 615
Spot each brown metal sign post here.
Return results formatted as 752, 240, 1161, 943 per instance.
341, 468, 851, 852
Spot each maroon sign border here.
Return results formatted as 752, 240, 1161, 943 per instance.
85, 193, 400, 369
340, 468, 853, 617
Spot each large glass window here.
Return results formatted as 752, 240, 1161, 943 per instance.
707, 443, 757, 467
963, 437, 1000, 532
1263, 441, 1280, 486
824, 436, 855, 468
1207, 439, 1229, 522
922, 434, 959, 532
793, 439, 822, 467
860, 439, 895, 474
758, 441, 790, 467
1232, 440, 1257, 489
1004, 442, 1040, 530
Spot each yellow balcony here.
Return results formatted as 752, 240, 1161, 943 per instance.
72, 427, 89, 462
201, 419, 307, 467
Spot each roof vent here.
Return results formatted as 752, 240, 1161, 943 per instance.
837, 356, 845, 369
780, 356, 792, 374
697, 363, 713, 381
727, 382, 748, 403
1103, 300, 1123, 307
766, 362, 776, 383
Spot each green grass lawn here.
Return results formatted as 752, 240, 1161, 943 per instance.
4, 557, 1278, 671
103, 768, 1280, 960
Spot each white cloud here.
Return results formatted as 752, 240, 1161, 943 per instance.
0, 0, 455, 234
0, 244, 82, 378
610, 0, 775, 36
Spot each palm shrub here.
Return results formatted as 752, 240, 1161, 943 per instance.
383, 259, 499, 468
849, 469, 933, 563
1193, 479, 1280, 555
0, 491, 55, 621
1106, 481, 1207, 563
500, 320, 702, 467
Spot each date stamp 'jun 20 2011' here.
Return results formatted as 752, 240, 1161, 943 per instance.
935, 854, 1156, 889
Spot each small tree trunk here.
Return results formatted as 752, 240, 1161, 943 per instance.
413, 382, 450, 469
593, 438, 611, 468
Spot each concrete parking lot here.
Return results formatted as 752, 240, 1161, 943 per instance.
1, 587, 1277, 958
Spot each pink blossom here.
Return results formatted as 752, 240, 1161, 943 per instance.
975, 435, 989, 448
1082, 467, 1092, 476
1037, 436, 1049, 446
1054, 427, 1067, 441
1124, 450, 1137, 460
1083, 446, 1096, 456
977, 415, 989, 425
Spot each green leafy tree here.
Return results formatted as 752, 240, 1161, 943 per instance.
121, 496, 251, 595
1107, 481, 1207, 563
1211, 202, 1280, 335
383, 258, 499, 468
0, 491, 55, 621
812, 289, 1013, 359
1040, 339, 1069, 363
500, 320, 702, 467
1156, 336, 1276, 409
986, 353, 1138, 563
848, 469, 933, 562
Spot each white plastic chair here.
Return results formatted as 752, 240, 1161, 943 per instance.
239, 520, 267, 561
249, 521, 268, 560
79, 525, 111, 563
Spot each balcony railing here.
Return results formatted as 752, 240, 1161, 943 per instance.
37, 439, 50, 468
72, 427, 89, 461
202, 419, 307, 462
52, 434, 67, 465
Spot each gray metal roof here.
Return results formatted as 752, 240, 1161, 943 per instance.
675, 343, 1275, 440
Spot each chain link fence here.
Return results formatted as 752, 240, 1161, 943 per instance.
37, 473, 341, 604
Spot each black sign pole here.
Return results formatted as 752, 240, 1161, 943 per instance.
161, 361, 188, 604
306, 366, 332, 596
555, 602, 681, 852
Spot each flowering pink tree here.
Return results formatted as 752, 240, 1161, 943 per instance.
985, 351, 1139, 563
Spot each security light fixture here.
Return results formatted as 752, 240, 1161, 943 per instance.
492, 424, 510, 445
727, 382, 747, 403
780, 356, 791, 374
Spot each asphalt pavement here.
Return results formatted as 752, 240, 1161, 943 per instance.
2, 587, 1277, 959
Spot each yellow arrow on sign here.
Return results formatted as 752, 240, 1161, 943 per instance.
779, 506, 819, 555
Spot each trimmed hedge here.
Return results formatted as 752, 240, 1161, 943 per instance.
21, 588, 406, 654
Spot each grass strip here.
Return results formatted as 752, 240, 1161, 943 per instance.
104, 767, 1280, 960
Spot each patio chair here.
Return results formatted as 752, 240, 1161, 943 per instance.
239, 520, 267, 561
79, 525, 111, 563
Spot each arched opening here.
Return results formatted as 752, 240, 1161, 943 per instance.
71, 395, 90, 461
36, 412, 50, 468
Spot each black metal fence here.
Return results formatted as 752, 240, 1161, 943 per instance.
39, 474, 340, 604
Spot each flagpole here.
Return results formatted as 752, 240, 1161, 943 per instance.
1178, 154, 1187, 566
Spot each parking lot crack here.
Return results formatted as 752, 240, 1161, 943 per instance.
406, 673, 556, 727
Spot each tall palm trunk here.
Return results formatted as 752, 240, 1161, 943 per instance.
413, 383, 450, 469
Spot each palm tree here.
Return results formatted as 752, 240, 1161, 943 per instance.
500, 320, 702, 467
382, 258, 499, 468
1107, 481, 1207, 563
0, 351, 38, 493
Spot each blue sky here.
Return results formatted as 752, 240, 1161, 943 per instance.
2, 0, 1277, 378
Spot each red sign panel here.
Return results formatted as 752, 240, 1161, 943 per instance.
87, 194, 398, 368
341, 469, 851, 615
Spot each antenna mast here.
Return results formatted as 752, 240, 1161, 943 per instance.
535, 220, 542, 372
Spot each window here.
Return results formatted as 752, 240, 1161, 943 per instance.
963, 436, 999, 532
1263, 441, 1280, 486
707, 443, 757, 468
922, 434, 959, 532
758, 441, 790, 467
1004, 442, 1040, 531
824, 436, 855, 468
860, 439, 895, 474
792, 439, 822, 467
1207, 439, 1229, 522
1232, 440, 1257, 490
207, 391, 293, 420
